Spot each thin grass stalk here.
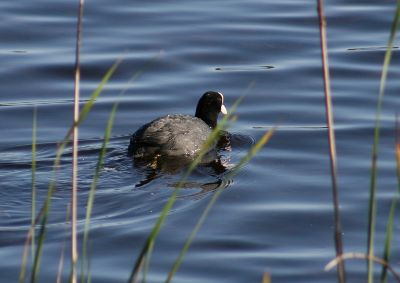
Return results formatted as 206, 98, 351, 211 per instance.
31, 107, 37, 261
81, 101, 119, 283
80, 53, 161, 283
165, 128, 275, 283
142, 240, 155, 283
56, 205, 71, 283
18, 59, 122, 283
19, 227, 34, 283
380, 118, 400, 283
325, 252, 400, 282
380, 199, 397, 283
396, 116, 400, 186
20, 194, 58, 283
19, 195, 48, 282
367, 2, 400, 282
71, 1, 85, 282
263, 273, 271, 283
56, 246, 66, 283
128, 96, 244, 283
316, 0, 345, 281
30, 214, 47, 283
131, 257, 145, 283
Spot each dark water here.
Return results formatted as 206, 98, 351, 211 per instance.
1, 0, 400, 282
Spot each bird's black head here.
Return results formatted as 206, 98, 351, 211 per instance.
195, 91, 227, 128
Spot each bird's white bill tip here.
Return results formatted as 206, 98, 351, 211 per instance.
221, 104, 227, 115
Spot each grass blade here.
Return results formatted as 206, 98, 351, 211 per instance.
19, 228, 34, 283
81, 100, 119, 283
165, 128, 275, 283
31, 107, 37, 261
367, 2, 400, 282
81, 52, 161, 283
263, 273, 271, 283
379, 118, 400, 283
56, 205, 71, 283
18, 109, 38, 283
18, 58, 122, 283
379, 198, 397, 283
316, 0, 346, 281
30, 214, 47, 283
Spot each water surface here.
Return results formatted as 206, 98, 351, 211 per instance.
1, 0, 400, 282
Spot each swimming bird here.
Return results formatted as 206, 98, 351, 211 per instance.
128, 91, 227, 164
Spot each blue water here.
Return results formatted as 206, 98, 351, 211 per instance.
1, 0, 400, 282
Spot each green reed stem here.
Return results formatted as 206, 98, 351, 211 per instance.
31, 107, 37, 261
143, 240, 155, 283
56, 205, 71, 283
165, 128, 275, 283
81, 52, 161, 283
367, 2, 400, 283
380, 199, 397, 283
379, 119, 400, 283
18, 59, 122, 283
316, 0, 346, 282
30, 213, 47, 283
81, 101, 118, 283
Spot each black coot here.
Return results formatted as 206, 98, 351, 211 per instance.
128, 91, 227, 163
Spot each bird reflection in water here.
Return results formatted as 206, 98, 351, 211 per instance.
131, 133, 234, 197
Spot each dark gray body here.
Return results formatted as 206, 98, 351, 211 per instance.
128, 114, 213, 159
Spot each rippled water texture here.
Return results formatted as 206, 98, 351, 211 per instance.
1, 0, 400, 282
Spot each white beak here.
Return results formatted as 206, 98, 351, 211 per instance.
221, 104, 227, 115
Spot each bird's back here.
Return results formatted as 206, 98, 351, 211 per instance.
128, 114, 213, 159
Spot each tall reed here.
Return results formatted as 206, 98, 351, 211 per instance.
71, 1, 85, 282
56, 205, 71, 283
380, 119, 400, 283
316, 0, 346, 281
19, 59, 122, 283
31, 108, 37, 262
80, 52, 161, 283
80, 101, 119, 283
321, 1, 400, 282
366, 2, 400, 282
